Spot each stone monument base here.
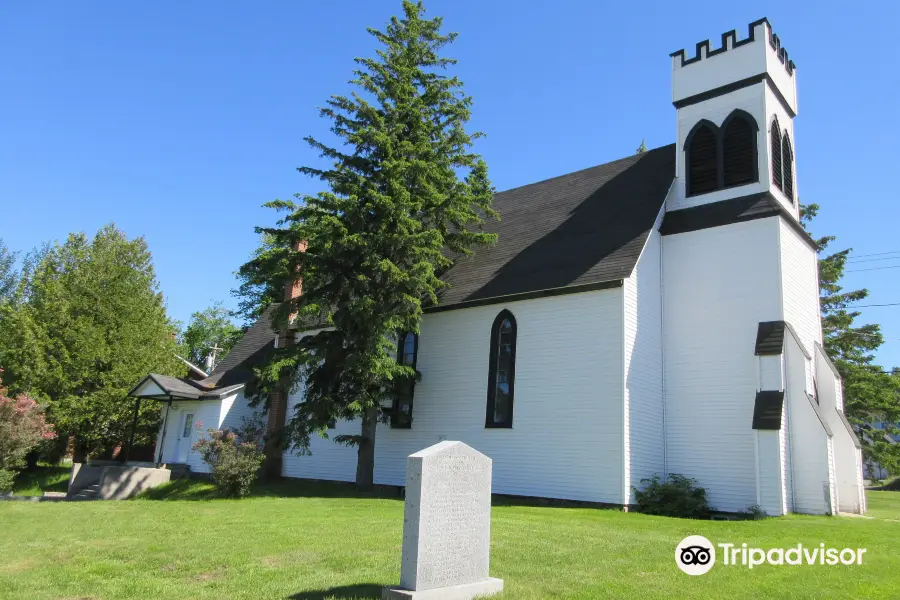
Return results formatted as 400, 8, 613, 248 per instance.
382, 577, 504, 600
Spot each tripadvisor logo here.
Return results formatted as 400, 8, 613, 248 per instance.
675, 535, 716, 575
675, 536, 867, 575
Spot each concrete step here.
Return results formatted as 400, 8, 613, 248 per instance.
69, 483, 101, 500
165, 464, 192, 479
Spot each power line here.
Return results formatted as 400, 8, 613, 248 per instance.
847, 256, 900, 264
851, 303, 900, 308
847, 250, 900, 259
845, 265, 900, 273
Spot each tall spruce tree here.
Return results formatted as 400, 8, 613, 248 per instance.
801, 204, 900, 475
240, 0, 497, 488
0, 225, 182, 459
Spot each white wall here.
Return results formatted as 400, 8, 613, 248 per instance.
815, 346, 864, 513
662, 217, 783, 512
779, 221, 821, 356
624, 213, 665, 503
756, 430, 783, 515
219, 390, 260, 430
375, 289, 625, 503
281, 399, 359, 483
756, 353, 786, 516
784, 338, 832, 515
780, 402, 793, 513
157, 400, 220, 473
281, 288, 626, 503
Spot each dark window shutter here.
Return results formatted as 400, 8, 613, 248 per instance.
723, 116, 757, 187
782, 133, 794, 202
771, 119, 783, 191
687, 125, 718, 196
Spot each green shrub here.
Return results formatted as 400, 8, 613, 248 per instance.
739, 504, 768, 520
192, 414, 265, 498
0, 469, 15, 494
633, 474, 712, 519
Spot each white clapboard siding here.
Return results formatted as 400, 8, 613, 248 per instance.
779, 220, 823, 359
373, 289, 625, 503
623, 213, 665, 503
784, 339, 831, 515
281, 393, 359, 483
662, 217, 783, 512
219, 390, 261, 430
780, 406, 793, 514
756, 430, 783, 515
157, 400, 220, 474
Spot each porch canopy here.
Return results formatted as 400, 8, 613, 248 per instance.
128, 373, 245, 402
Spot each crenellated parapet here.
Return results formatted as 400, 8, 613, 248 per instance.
670, 18, 795, 76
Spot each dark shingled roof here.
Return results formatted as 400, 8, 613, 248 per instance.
200, 304, 279, 389
130, 306, 281, 400
435, 144, 676, 308
132, 146, 677, 398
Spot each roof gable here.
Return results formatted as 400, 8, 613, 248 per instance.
201, 305, 278, 388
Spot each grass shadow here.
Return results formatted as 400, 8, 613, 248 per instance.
136, 478, 219, 501
137, 477, 404, 502
12, 466, 70, 496
288, 583, 383, 599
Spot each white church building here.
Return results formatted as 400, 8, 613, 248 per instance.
132, 18, 865, 515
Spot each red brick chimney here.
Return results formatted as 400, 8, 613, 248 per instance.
263, 239, 306, 479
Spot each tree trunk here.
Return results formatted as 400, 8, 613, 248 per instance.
72, 438, 88, 464
355, 405, 377, 490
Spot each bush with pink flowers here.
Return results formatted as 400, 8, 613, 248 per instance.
192, 414, 266, 498
0, 371, 56, 492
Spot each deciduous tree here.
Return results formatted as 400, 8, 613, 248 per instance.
0, 225, 182, 459
181, 302, 243, 372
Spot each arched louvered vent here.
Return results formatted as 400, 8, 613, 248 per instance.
771, 118, 783, 191
782, 133, 794, 202
722, 112, 758, 187
687, 123, 718, 196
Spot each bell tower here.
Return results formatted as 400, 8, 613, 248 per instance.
668, 18, 798, 218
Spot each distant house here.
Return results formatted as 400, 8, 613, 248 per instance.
131, 18, 865, 515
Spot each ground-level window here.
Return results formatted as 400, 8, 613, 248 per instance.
486, 310, 517, 428
392, 331, 417, 428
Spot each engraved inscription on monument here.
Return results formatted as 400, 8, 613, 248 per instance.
383, 441, 504, 600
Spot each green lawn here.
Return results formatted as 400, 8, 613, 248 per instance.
0, 479, 898, 600
866, 491, 900, 521
9, 465, 71, 496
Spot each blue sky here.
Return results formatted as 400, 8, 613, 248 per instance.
2, 1, 899, 367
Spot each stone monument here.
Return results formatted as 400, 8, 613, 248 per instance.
383, 441, 504, 600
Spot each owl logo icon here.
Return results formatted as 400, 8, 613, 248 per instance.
675, 535, 716, 575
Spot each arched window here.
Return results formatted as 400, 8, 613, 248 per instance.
392, 331, 417, 428
782, 132, 794, 202
486, 310, 516, 428
686, 121, 719, 197
771, 118, 783, 191
722, 110, 758, 188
